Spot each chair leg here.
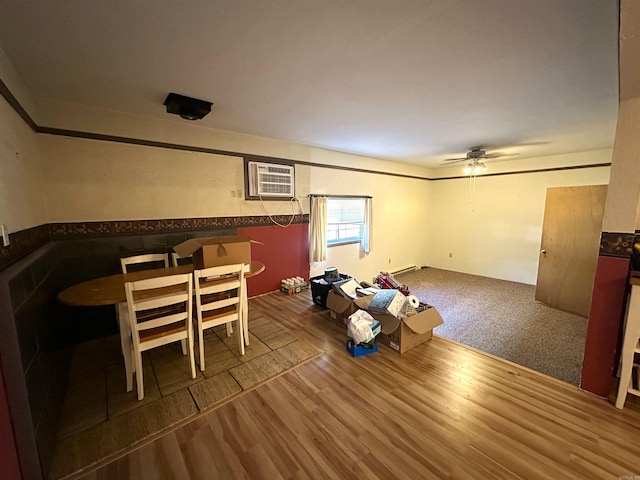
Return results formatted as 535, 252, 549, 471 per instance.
181, 339, 187, 355
198, 321, 206, 371
226, 322, 233, 337
135, 350, 145, 401
117, 303, 134, 392
237, 308, 245, 356
187, 329, 196, 379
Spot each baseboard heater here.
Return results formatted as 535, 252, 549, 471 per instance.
388, 265, 418, 276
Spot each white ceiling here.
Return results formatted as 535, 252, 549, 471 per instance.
0, 0, 620, 167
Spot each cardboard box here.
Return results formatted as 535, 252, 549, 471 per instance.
353, 295, 444, 353
281, 283, 309, 295
173, 235, 253, 269
368, 289, 405, 317
326, 290, 359, 323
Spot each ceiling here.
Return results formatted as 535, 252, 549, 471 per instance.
0, 0, 620, 167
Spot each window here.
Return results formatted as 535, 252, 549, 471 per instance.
327, 197, 366, 245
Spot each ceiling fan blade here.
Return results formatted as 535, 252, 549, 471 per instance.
442, 157, 468, 163
483, 152, 519, 159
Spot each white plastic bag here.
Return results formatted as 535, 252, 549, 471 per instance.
347, 309, 378, 345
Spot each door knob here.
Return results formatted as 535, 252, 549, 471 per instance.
540, 249, 547, 255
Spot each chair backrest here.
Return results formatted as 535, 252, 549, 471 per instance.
121, 253, 169, 274
124, 273, 193, 351
193, 264, 245, 323
171, 252, 193, 267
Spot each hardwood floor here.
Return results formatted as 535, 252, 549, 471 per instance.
76, 291, 640, 480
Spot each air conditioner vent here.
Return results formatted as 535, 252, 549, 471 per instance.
248, 161, 295, 198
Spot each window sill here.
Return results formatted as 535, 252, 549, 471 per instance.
328, 240, 361, 248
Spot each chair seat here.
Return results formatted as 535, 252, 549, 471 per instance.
139, 322, 188, 344
202, 305, 238, 324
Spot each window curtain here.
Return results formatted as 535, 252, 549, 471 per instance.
309, 196, 327, 262
361, 197, 371, 254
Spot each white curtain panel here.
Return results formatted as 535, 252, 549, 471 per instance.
309, 196, 327, 262
361, 197, 371, 254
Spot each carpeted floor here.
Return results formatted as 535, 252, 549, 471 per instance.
50, 315, 322, 480
398, 268, 588, 386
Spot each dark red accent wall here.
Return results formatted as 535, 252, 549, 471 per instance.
580, 255, 630, 396
0, 365, 22, 480
238, 224, 309, 297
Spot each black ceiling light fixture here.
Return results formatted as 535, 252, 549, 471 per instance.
163, 92, 213, 120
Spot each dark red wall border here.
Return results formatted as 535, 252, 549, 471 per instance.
581, 254, 630, 396
580, 231, 634, 397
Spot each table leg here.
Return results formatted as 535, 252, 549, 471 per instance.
117, 302, 135, 392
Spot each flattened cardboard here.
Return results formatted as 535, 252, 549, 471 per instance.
173, 235, 253, 269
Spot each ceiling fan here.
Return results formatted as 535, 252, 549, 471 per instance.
442, 146, 516, 165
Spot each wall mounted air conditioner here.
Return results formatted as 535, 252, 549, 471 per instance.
248, 161, 295, 198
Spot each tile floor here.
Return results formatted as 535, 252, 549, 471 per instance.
50, 313, 322, 479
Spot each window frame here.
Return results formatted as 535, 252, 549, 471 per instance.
325, 196, 369, 247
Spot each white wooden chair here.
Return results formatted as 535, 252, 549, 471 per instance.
193, 264, 246, 370
125, 273, 196, 400
171, 252, 192, 267
120, 253, 169, 274
119, 252, 181, 380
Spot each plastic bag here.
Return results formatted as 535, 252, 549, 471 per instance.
347, 309, 379, 345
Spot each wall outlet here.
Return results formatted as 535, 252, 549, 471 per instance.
449, 252, 453, 258
388, 258, 391, 264
231, 190, 236, 197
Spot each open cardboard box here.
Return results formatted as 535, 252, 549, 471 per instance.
353, 295, 443, 353
173, 235, 257, 269
327, 293, 442, 353
326, 290, 359, 323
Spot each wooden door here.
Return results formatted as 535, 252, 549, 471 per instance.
535, 185, 607, 316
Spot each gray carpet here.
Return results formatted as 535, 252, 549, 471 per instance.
398, 268, 588, 386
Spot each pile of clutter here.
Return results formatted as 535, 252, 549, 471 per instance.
374, 271, 411, 296
345, 286, 425, 357
315, 269, 443, 356
280, 276, 309, 295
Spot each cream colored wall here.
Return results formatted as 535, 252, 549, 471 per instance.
41, 135, 313, 221
40, 131, 613, 286
599, 97, 640, 232
427, 150, 612, 285
309, 166, 431, 284
0, 55, 46, 233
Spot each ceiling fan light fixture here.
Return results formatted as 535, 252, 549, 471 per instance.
464, 160, 487, 176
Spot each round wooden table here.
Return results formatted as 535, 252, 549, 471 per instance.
57, 261, 265, 306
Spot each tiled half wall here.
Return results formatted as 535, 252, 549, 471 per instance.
0, 214, 310, 479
